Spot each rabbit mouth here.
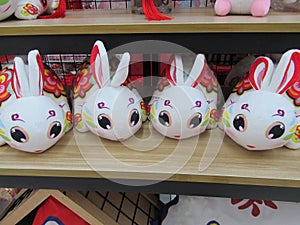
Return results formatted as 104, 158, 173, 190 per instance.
34, 150, 44, 153
246, 145, 256, 149
173, 135, 181, 139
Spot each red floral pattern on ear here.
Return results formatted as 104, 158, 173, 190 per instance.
231, 198, 278, 217
73, 66, 94, 99
198, 66, 218, 93
232, 74, 253, 95
286, 81, 300, 107
43, 68, 66, 98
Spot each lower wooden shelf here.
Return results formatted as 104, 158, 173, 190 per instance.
0, 121, 300, 190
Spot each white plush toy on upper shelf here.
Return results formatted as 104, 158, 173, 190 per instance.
0, 0, 65, 21
214, 0, 271, 16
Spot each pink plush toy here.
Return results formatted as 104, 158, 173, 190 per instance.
214, 0, 271, 16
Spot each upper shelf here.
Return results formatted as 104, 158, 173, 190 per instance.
0, 8, 299, 36
1, 122, 300, 190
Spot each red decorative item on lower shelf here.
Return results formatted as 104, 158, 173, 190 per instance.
32, 196, 90, 225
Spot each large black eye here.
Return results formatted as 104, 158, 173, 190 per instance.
48, 121, 62, 139
129, 109, 140, 127
266, 122, 285, 139
188, 113, 202, 128
159, 110, 171, 127
233, 114, 247, 132
98, 114, 112, 130
10, 126, 28, 143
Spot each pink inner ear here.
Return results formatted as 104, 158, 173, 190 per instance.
36, 54, 45, 96
277, 51, 300, 94
90, 45, 103, 88
165, 64, 176, 86
249, 57, 269, 90
191, 63, 207, 88
12, 65, 22, 98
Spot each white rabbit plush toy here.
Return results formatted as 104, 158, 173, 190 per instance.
148, 54, 218, 139
0, 50, 72, 153
73, 40, 146, 141
214, 0, 271, 16
0, 0, 64, 21
222, 49, 300, 150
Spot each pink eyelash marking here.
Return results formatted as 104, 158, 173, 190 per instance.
98, 102, 110, 110
47, 110, 56, 120
128, 97, 135, 107
164, 100, 172, 108
192, 100, 202, 109
272, 109, 285, 117
241, 104, 250, 112
11, 114, 24, 122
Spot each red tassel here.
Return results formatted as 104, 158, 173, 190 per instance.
142, 0, 172, 21
38, 0, 67, 19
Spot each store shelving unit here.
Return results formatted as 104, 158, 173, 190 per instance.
0, 8, 299, 202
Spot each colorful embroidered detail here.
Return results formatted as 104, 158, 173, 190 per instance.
74, 113, 82, 128
231, 198, 278, 217
232, 74, 253, 95
73, 67, 94, 99
43, 68, 66, 98
22, 3, 39, 16
291, 124, 300, 143
0, 68, 13, 106
198, 67, 218, 93
63, 111, 72, 132
210, 108, 219, 125
286, 81, 300, 107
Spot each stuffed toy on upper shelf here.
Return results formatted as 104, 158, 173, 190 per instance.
0, 0, 66, 21
214, 0, 271, 16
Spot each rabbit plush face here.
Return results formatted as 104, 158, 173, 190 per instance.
73, 41, 143, 141
0, 96, 65, 152
82, 86, 142, 141
223, 50, 300, 150
0, 50, 71, 153
149, 55, 212, 140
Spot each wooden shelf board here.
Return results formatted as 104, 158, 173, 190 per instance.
0, 122, 300, 188
0, 8, 299, 36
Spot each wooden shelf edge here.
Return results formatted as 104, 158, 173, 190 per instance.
0, 8, 299, 35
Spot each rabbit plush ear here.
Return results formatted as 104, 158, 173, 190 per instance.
185, 54, 206, 87
268, 49, 300, 94
110, 52, 130, 87
90, 40, 110, 88
12, 57, 30, 98
248, 56, 274, 91
28, 50, 45, 96
166, 55, 184, 86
